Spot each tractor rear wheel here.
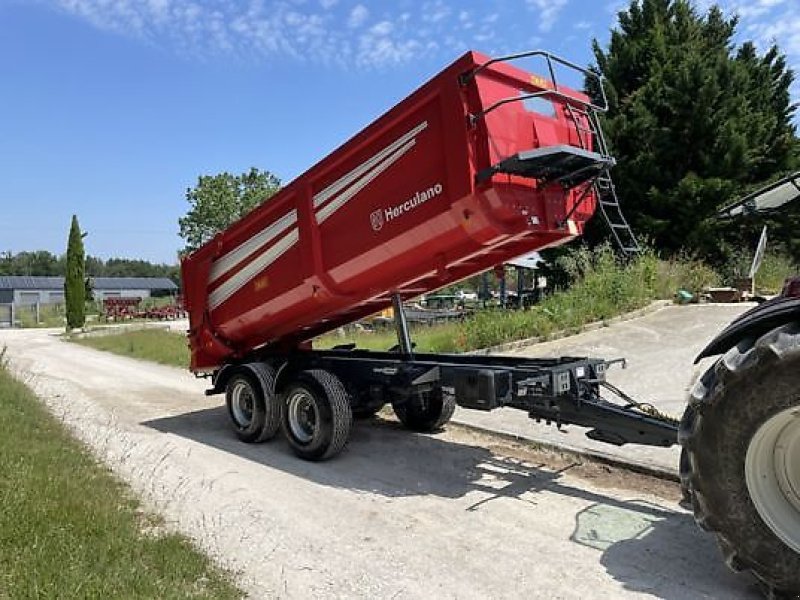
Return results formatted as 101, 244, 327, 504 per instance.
679, 322, 800, 597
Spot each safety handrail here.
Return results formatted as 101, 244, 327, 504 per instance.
468, 89, 590, 127
460, 50, 609, 124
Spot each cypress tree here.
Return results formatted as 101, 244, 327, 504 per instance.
65, 215, 85, 331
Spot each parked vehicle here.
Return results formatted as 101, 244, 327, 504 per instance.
181, 52, 799, 597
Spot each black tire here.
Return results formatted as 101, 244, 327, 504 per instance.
679, 322, 800, 597
224, 364, 281, 443
392, 389, 455, 432
249, 363, 282, 442
281, 369, 353, 461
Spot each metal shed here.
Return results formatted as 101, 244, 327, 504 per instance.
0, 276, 178, 305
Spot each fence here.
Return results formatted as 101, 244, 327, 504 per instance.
0, 304, 11, 328
0, 303, 65, 328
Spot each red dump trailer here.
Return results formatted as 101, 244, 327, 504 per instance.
181, 50, 638, 373
180, 51, 800, 598
181, 50, 669, 462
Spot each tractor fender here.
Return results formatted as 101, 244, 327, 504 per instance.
695, 296, 800, 363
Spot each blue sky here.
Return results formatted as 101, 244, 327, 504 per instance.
1, 0, 798, 264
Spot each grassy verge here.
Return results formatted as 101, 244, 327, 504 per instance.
71, 328, 190, 367
0, 362, 241, 599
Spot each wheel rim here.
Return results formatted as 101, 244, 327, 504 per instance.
287, 389, 318, 444
745, 406, 800, 553
230, 380, 255, 428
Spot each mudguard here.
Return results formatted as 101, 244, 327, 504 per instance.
695, 296, 800, 363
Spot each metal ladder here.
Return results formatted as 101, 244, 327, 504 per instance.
565, 104, 640, 256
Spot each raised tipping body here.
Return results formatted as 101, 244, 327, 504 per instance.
183, 49, 677, 462
182, 50, 609, 371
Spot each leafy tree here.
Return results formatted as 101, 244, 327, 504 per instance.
64, 215, 86, 331
178, 167, 281, 254
0, 250, 60, 276
587, 0, 797, 260
0, 250, 181, 285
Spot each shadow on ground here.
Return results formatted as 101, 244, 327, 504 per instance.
572, 502, 761, 599
144, 406, 760, 600
145, 406, 647, 504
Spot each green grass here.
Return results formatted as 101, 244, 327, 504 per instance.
755, 252, 798, 294
317, 248, 720, 352
15, 303, 67, 328
72, 328, 190, 367
70, 248, 723, 360
0, 361, 242, 599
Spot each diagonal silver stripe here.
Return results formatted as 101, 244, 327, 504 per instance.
316, 139, 416, 224
209, 209, 297, 284
208, 228, 299, 310
313, 121, 428, 210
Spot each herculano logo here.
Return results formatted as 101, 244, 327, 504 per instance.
370, 183, 444, 231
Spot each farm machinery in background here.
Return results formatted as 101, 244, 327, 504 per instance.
180, 51, 800, 597
102, 296, 186, 321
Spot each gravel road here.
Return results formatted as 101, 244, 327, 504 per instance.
0, 322, 761, 599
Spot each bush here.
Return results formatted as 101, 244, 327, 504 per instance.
653, 254, 720, 298
756, 253, 798, 294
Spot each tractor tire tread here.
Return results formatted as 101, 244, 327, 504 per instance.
679, 322, 800, 597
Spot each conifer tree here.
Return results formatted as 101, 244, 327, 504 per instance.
587, 0, 797, 260
65, 215, 85, 331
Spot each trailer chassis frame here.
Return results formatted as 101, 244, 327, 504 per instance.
209, 295, 678, 450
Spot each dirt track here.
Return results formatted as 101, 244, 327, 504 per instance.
0, 327, 761, 599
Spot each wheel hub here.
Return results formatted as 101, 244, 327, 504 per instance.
745, 407, 800, 553
230, 380, 255, 427
288, 389, 318, 444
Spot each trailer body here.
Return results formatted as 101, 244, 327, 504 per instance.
182, 51, 608, 372
181, 50, 676, 462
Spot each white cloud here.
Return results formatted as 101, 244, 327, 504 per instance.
723, 0, 800, 109
526, 0, 568, 33
731, 0, 786, 19
356, 21, 421, 68
347, 4, 368, 28
45, 0, 510, 69
422, 1, 450, 24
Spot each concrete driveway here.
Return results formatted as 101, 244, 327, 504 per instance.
454, 303, 752, 474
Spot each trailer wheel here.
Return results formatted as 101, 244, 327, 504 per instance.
225, 364, 281, 443
679, 322, 800, 597
392, 389, 455, 433
281, 370, 353, 461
